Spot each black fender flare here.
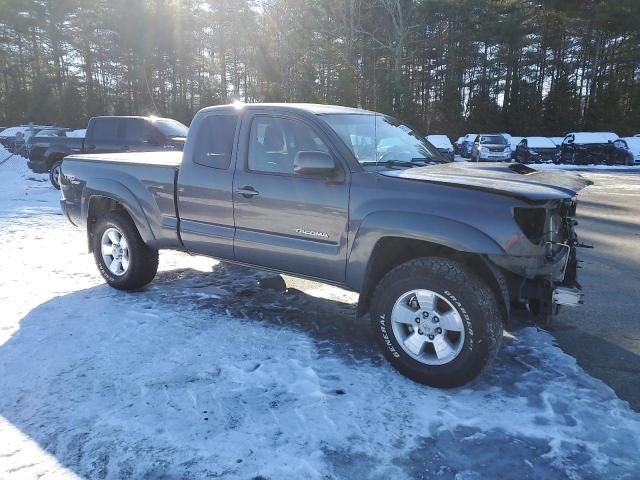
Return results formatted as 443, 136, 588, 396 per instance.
81, 178, 156, 251
346, 211, 505, 293
44, 147, 73, 167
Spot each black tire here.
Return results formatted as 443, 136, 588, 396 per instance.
92, 211, 159, 290
49, 159, 63, 189
626, 152, 634, 166
370, 257, 503, 388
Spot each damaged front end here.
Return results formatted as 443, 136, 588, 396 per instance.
490, 197, 590, 325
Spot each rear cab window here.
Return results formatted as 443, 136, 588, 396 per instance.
122, 118, 147, 143
90, 118, 120, 141
193, 115, 238, 169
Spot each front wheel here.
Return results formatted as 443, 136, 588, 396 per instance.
370, 257, 503, 388
92, 212, 159, 290
49, 160, 63, 189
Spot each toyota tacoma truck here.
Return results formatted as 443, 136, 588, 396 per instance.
27, 115, 188, 189
59, 103, 590, 388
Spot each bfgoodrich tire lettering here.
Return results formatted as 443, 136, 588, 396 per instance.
370, 257, 503, 388
92, 211, 159, 290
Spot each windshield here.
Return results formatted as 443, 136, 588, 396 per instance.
153, 119, 188, 138
322, 113, 447, 166
479, 135, 507, 145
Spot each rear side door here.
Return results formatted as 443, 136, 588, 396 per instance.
177, 113, 239, 259
84, 117, 123, 153
232, 111, 350, 283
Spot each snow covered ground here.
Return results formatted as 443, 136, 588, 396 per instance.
1, 150, 640, 479
454, 154, 640, 170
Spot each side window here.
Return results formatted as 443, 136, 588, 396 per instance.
123, 119, 146, 143
248, 116, 329, 175
91, 118, 120, 141
193, 115, 238, 169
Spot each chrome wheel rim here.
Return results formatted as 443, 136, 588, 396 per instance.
101, 227, 130, 276
391, 289, 465, 365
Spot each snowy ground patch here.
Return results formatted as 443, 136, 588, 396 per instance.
1, 156, 639, 479
533, 162, 640, 172
453, 154, 640, 171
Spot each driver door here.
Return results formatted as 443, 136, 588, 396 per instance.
232, 112, 350, 282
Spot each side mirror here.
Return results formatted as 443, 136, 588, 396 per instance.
294, 151, 340, 179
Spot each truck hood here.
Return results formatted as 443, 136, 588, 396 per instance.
380, 162, 592, 201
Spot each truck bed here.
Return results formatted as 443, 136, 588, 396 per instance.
61, 151, 183, 250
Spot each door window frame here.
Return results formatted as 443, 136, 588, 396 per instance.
240, 112, 348, 182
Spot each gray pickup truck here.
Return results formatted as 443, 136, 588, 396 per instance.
60, 103, 589, 387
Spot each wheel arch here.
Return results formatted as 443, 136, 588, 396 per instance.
84, 188, 154, 253
347, 212, 509, 321
355, 238, 509, 322
44, 147, 72, 168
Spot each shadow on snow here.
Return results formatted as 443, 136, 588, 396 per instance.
1, 263, 639, 479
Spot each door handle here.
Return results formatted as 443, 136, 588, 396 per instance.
235, 186, 259, 198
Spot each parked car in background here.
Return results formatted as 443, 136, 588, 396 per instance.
27, 115, 188, 189
426, 134, 454, 161
32, 128, 72, 138
610, 138, 640, 165
470, 134, 511, 162
514, 137, 558, 163
593, 132, 619, 142
460, 133, 478, 158
507, 136, 523, 154
59, 102, 589, 388
67, 129, 86, 138
453, 136, 465, 155
0, 125, 51, 153
558, 132, 620, 165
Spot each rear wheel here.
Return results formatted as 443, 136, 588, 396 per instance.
92, 211, 159, 290
49, 159, 63, 189
370, 257, 503, 388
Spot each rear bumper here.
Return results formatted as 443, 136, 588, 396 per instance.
436, 149, 455, 161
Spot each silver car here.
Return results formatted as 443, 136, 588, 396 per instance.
470, 134, 511, 162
